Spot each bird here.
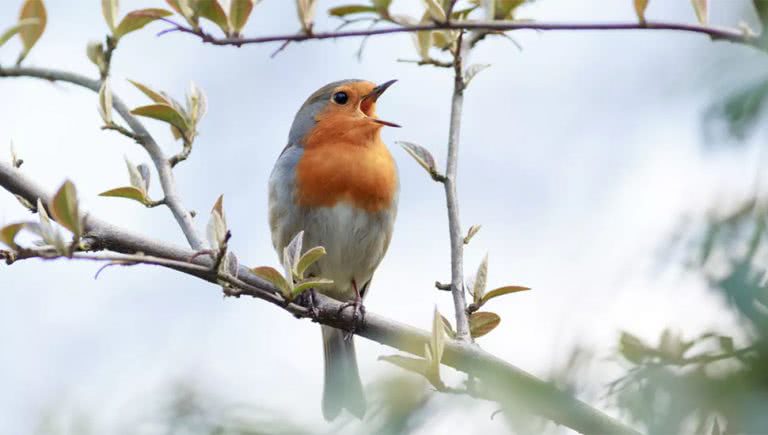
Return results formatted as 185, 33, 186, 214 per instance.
267, 79, 400, 421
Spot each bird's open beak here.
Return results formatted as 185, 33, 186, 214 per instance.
361, 79, 400, 128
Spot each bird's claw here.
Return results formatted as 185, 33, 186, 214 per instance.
337, 298, 366, 339
296, 288, 320, 320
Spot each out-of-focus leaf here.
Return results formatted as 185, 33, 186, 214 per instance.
98, 186, 150, 205
718, 335, 735, 353
197, 0, 229, 35
50, 180, 81, 238
251, 266, 292, 298
296, 246, 326, 279
480, 285, 530, 306
186, 81, 207, 126
464, 224, 481, 244
439, 313, 456, 339
422, 0, 446, 21
328, 5, 376, 16
691, 0, 707, 24
115, 8, 172, 38
166, 0, 197, 27
36, 198, 66, 254
292, 277, 333, 297
472, 254, 489, 304
756, 0, 768, 26
86, 41, 106, 71
206, 195, 227, 250
469, 311, 500, 338
0, 223, 26, 249
372, 0, 393, 14
0, 18, 39, 47
98, 80, 113, 124
711, 418, 721, 435
633, 0, 649, 23
379, 355, 428, 376
704, 76, 768, 144
230, 0, 255, 35
619, 331, 652, 364
131, 104, 189, 133
658, 329, 685, 362
430, 308, 445, 368
102, 0, 119, 31
496, 0, 525, 19
18, 0, 47, 62
125, 158, 147, 194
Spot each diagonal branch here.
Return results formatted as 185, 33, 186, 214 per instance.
0, 65, 206, 250
0, 160, 639, 435
168, 18, 762, 50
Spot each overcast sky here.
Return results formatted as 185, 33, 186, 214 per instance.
0, 0, 764, 434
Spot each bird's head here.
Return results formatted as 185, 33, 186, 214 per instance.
288, 79, 399, 147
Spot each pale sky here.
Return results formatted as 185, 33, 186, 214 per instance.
0, 1, 763, 434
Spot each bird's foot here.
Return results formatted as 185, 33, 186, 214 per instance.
337, 298, 366, 340
295, 288, 320, 320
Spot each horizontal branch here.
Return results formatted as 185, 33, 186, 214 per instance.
176, 18, 760, 50
0, 160, 639, 434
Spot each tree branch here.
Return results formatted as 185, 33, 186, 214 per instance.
0, 65, 206, 251
445, 31, 471, 341
0, 160, 639, 435
166, 18, 761, 50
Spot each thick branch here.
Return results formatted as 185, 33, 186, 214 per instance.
172, 19, 760, 50
0, 65, 205, 250
0, 161, 638, 435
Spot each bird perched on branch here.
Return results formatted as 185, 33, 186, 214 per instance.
268, 79, 400, 420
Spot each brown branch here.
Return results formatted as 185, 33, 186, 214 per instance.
0, 160, 639, 435
165, 18, 761, 50
0, 65, 206, 250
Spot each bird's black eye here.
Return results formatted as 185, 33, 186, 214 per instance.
333, 91, 349, 105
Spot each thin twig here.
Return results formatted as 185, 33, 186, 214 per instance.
163, 19, 762, 50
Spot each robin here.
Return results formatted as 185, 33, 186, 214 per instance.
268, 79, 400, 420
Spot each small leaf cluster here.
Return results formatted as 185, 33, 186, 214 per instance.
99, 158, 156, 206
166, 0, 258, 38
251, 231, 333, 301
1, 180, 83, 256
101, 1, 172, 40
129, 80, 207, 145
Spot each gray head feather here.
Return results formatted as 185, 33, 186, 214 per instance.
287, 79, 365, 146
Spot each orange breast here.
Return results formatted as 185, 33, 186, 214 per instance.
295, 121, 397, 213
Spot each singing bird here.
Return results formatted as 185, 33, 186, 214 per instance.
268, 79, 400, 420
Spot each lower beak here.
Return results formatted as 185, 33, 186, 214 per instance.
363, 79, 400, 128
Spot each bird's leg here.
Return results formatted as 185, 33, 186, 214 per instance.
295, 287, 320, 320
336, 279, 366, 339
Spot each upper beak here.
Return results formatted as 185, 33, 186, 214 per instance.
362, 79, 400, 128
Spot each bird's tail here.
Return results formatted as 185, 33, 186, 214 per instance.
321, 325, 366, 421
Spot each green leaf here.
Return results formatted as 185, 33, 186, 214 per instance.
296, 0, 317, 32
50, 180, 81, 239
115, 8, 173, 39
691, 0, 707, 24
378, 355, 428, 376
98, 80, 113, 124
398, 141, 441, 180
296, 246, 326, 279
17, 0, 47, 63
36, 198, 66, 254
128, 79, 171, 105
0, 222, 26, 249
469, 311, 500, 338
472, 254, 488, 304
633, 0, 649, 23
755, 0, 768, 26
252, 266, 292, 298
479, 285, 530, 306
102, 0, 119, 32
284, 230, 304, 278
131, 104, 189, 133
372, 0, 393, 13
86, 41, 106, 71
292, 277, 333, 297
328, 5, 376, 16
197, 0, 230, 35
230, 0, 255, 34
464, 64, 490, 86
619, 331, 651, 364
124, 158, 147, 193
98, 186, 150, 205
0, 18, 39, 47
718, 335, 735, 353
